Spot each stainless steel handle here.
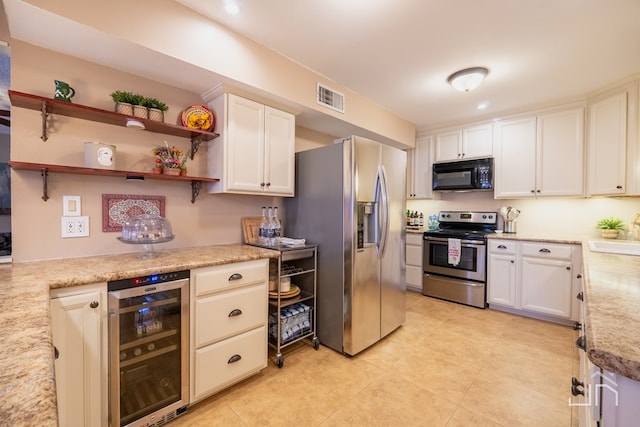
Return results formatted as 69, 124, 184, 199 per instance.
539, 248, 551, 253
90, 301, 99, 308
228, 354, 242, 364
229, 273, 243, 281
424, 236, 485, 246
228, 309, 243, 317
377, 165, 389, 258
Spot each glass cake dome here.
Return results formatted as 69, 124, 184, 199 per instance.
117, 214, 174, 258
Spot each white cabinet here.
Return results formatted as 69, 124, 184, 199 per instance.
207, 93, 295, 196
487, 240, 517, 308
50, 284, 107, 427
487, 239, 580, 323
434, 123, 492, 162
494, 108, 584, 198
520, 242, 573, 318
407, 134, 433, 199
406, 233, 423, 292
587, 91, 628, 195
190, 259, 268, 403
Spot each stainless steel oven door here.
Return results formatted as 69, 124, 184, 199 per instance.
423, 236, 486, 281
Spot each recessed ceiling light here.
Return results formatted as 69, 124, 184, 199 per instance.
477, 102, 488, 110
447, 67, 489, 92
224, 0, 240, 15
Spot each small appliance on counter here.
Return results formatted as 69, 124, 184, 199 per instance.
499, 206, 520, 233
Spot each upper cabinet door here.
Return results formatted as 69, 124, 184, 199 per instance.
462, 123, 493, 159
408, 134, 433, 199
434, 130, 462, 162
537, 108, 585, 197
494, 117, 537, 198
225, 95, 266, 192
264, 106, 295, 196
587, 91, 627, 196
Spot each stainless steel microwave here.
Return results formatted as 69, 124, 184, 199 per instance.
432, 157, 493, 191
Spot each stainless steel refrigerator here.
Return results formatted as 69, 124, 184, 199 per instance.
284, 135, 406, 356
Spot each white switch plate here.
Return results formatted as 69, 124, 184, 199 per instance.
63, 195, 81, 216
61, 216, 89, 238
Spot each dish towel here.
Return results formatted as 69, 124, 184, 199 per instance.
280, 237, 306, 247
448, 238, 461, 266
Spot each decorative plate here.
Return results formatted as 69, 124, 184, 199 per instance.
181, 104, 215, 131
269, 284, 301, 299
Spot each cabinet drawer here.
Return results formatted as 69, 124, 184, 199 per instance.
195, 284, 267, 347
406, 233, 423, 246
406, 245, 422, 266
193, 259, 268, 296
521, 242, 572, 260
488, 240, 516, 254
194, 326, 267, 399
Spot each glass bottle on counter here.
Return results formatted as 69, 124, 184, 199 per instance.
272, 206, 282, 246
267, 207, 275, 246
259, 206, 268, 245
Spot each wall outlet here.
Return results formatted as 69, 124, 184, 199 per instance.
61, 216, 89, 238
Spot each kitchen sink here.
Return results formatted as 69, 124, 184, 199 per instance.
588, 240, 640, 256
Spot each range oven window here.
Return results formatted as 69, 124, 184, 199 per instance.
427, 241, 478, 272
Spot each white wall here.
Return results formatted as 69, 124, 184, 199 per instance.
408, 191, 640, 239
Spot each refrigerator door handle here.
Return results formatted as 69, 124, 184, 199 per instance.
377, 164, 390, 258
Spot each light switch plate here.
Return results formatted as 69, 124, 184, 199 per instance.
63, 195, 81, 216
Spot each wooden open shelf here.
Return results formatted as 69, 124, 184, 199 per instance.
9, 161, 219, 203
9, 90, 220, 142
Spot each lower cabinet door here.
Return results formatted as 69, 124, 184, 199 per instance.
193, 326, 267, 401
488, 254, 517, 308
520, 257, 573, 318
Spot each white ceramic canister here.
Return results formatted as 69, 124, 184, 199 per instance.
84, 142, 116, 170
280, 277, 291, 292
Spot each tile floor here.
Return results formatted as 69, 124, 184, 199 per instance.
174, 291, 578, 426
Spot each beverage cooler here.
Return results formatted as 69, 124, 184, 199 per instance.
108, 271, 190, 427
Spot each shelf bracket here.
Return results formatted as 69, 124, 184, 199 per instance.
40, 168, 49, 201
190, 135, 204, 160
190, 180, 203, 204
40, 101, 49, 142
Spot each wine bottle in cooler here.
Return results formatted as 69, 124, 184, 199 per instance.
272, 206, 282, 246
259, 206, 268, 245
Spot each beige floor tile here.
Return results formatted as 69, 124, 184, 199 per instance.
170, 292, 574, 426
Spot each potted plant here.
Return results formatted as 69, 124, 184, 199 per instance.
130, 93, 148, 119
146, 97, 169, 122
152, 141, 184, 175
596, 217, 626, 239
110, 90, 136, 115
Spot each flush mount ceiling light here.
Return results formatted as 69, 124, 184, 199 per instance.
224, 0, 240, 15
447, 67, 489, 92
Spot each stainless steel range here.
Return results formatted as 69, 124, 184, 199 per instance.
422, 211, 498, 308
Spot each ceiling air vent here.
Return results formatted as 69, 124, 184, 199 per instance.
317, 83, 345, 113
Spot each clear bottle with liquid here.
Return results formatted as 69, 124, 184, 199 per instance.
267, 207, 275, 247
272, 206, 282, 246
259, 206, 268, 245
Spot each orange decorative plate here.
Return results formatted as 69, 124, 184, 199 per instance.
181, 104, 215, 131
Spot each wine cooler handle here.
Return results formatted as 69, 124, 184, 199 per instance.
228, 273, 243, 281
228, 354, 242, 364
228, 309, 243, 317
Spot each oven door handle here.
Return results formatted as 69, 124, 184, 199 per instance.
424, 236, 485, 246
423, 274, 485, 287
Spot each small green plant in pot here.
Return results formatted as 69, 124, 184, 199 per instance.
110, 90, 137, 115
145, 97, 169, 122
596, 217, 626, 239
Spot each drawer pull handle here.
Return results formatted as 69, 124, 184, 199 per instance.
573, 321, 582, 331
54, 346, 59, 360
571, 384, 584, 397
576, 335, 586, 351
90, 301, 99, 309
577, 292, 584, 301
228, 273, 243, 281
572, 377, 584, 387
539, 248, 551, 253
497, 245, 507, 249
228, 354, 242, 364
228, 309, 243, 317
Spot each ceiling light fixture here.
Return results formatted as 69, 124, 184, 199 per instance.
447, 67, 489, 92
224, 0, 240, 15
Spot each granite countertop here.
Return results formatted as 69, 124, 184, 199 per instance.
0, 244, 279, 427
486, 232, 584, 245
581, 246, 640, 381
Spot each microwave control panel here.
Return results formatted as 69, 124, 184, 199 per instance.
478, 165, 492, 189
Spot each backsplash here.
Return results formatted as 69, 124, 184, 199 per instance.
408, 191, 640, 238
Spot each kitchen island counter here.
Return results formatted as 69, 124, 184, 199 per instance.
0, 244, 279, 427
